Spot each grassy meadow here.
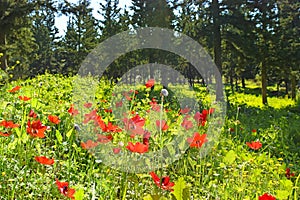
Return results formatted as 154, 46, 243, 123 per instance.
0, 74, 299, 200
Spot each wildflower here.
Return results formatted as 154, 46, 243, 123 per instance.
145, 79, 155, 88
116, 100, 123, 107
150, 171, 175, 191
285, 168, 295, 179
18, 96, 31, 101
68, 104, 79, 116
252, 129, 257, 133
8, 86, 21, 93
26, 120, 47, 138
246, 141, 262, 150
156, 120, 169, 131
187, 132, 207, 148
97, 134, 113, 143
161, 89, 169, 97
29, 110, 37, 118
0, 120, 20, 128
81, 140, 99, 149
55, 179, 75, 199
83, 109, 98, 124
48, 115, 60, 124
35, 156, 55, 165
180, 107, 190, 114
113, 148, 121, 154
126, 142, 148, 154
181, 118, 193, 130
259, 193, 276, 200
84, 102, 92, 108
0, 131, 11, 137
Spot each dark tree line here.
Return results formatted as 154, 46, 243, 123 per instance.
0, 0, 299, 103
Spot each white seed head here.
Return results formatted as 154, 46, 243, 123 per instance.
161, 89, 169, 97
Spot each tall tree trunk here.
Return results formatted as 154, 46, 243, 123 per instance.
212, 0, 223, 101
291, 73, 296, 100
261, 60, 268, 104
0, 33, 8, 71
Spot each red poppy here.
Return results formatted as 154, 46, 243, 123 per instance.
0, 120, 20, 128
259, 193, 276, 200
55, 179, 75, 199
0, 131, 11, 137
83, 109, 98, 124
68, 104, 79, 116
252, 129, 257, 133
143, 131, 151, 146
102, 122, 122, 133
187, 132, 208, 148
81, 140, 99, 149
126, 142, 148, 154
84, 102, 92, 108
97, 134, 113, 143
150, 171, 175, 191
113, 148, 121, 154
29, 110, 37, 118
285, 168, 295, 179
19, 96, 31, 101
104, 108, 112, 113
246, 141, 262, 150
229, 128, 235, 132
194, 110, 208, 126
145, 79, 155, 88
116, 101, 123, 107
26, 120, 47, 138
149, 98, 160, 112
181, 118, 193, 130
48, 115, 60, 124
180, 107, 190, 114
8, 86, 21, 93
156, 120, 169, 131
35, 156, 55, 165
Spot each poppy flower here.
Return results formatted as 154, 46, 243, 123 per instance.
113, 148, 121, 154
0, 131, 11, 137
102, 122, 122, 133
116, 101, 123, 107
246, 141, 262, 150
48, 115, 60, 124
26, 120, 47, 138
29, 110, 37, 118
150, 171, 175, 191
229, 128, 235, 132
97, 134, 113, 143
145, 79, 155, 88
187, 132, 208, 148
84, 102, 92, 108
104, 108, 112, 113
68, 104, 79, 116
259, 193, 276, 200
83, 109, 98, 124
8, 86, 21, 93
252, 129, 257, 133
181, 118, 193, 130
156, 120, 169, 131
19, 96, 31, 101
0, 120, 20, 128
180, 107, 190, 114
81, 140, 99, 149
35, 156, 55, 165
126, 142, 148, 154
285, 168, 295, 179
55, 179, 75, 199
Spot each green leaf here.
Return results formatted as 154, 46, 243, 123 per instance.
276, 190, 290, 200
223, 150, 236, 165
172, 177, 188, 200
66, 129, 73, 139
56, 130, 63, 144
143, 194, 153, 200
74, 188, 84, 200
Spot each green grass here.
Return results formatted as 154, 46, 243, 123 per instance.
0, 73, 299, 199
